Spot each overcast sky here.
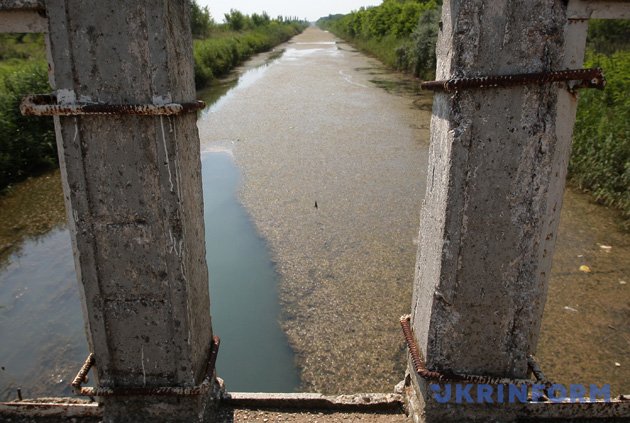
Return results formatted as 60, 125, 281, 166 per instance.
197, 0, 383, 23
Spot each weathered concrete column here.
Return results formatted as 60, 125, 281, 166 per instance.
408, 1, 576, 421
43, 1, 215, 421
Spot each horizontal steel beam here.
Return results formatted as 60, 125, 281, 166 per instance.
0, 0, 45, 33
0, 8, 46, 32
0, 0, 44, 11
568, 0, 630, 19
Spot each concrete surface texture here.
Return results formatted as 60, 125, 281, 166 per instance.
412, 0, 569, 377
43, 1, 214, 420
410, 1, 581, 421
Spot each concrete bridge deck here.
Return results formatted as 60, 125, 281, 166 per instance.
1, 395, 411, 423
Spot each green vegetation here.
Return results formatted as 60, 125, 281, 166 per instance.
0, 3, 306, 191
570, 21, 630, 227
193, 12, 307, 89
0, 34, 56, 190
317, 0, 441, 79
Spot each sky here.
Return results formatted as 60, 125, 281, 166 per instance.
197, 0, 383, 23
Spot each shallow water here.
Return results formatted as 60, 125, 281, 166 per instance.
198, 27, 629, 394
0, 50, 298, 400
198, 27, 431, 393
202, 152, 300, 392
0, 228, 86, 400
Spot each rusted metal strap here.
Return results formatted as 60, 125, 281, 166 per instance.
420, 68, 605, 93
71, 353, 95, 390
527, 353, 549, 385
400, 315, 549, 387
72, 336, 220, 397
20, 94, 206, 117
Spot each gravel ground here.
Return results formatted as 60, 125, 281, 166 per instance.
216, 407, 410, 422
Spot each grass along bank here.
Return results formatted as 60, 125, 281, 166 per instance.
193, 19, 306, 89
571, 20, 629, 228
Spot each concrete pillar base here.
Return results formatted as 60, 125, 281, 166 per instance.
404, 370, 524, 423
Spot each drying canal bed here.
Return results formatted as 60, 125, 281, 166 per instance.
198, 27, 431, 394
198, 27, 629, 394
0, 27, 627, 400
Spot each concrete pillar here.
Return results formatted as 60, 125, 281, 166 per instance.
409, 1, 575, 420
43, 1, 215, 421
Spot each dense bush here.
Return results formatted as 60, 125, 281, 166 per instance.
586, 19, 630, 55
570, 50, 629, 226
0, 61, 56, 190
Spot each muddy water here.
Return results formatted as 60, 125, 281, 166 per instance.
198, 27, 629, 394
0, 171, 86, 400
202, 152, 300, 392
198, 28, 431, 393
0, 26, 628, 400
538, 189, 629, 395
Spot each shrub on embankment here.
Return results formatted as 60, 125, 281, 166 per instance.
0, 9, 306, 191
570, 48, 630, 227
0, 36, 56, 191
317, 0, 441, 79
319, 11, 629, 227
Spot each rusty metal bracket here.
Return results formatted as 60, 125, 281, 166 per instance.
420, 68, 605, 93
20, 94, 206, 117
72, 336, 220, 397
400, 315, 550, 387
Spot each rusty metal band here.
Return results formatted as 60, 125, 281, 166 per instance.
71, 353, 95, 390
20, 94, 206, 117
420, 68, 605, 93
400, 315, 547, 387
72, 336, 220, 397
527, 354, 548, 384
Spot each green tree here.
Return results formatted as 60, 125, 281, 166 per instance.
189, 0, 214, 39
252, 12, 271, 27
225, 9, 247, 31
410, 7, 440, 78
